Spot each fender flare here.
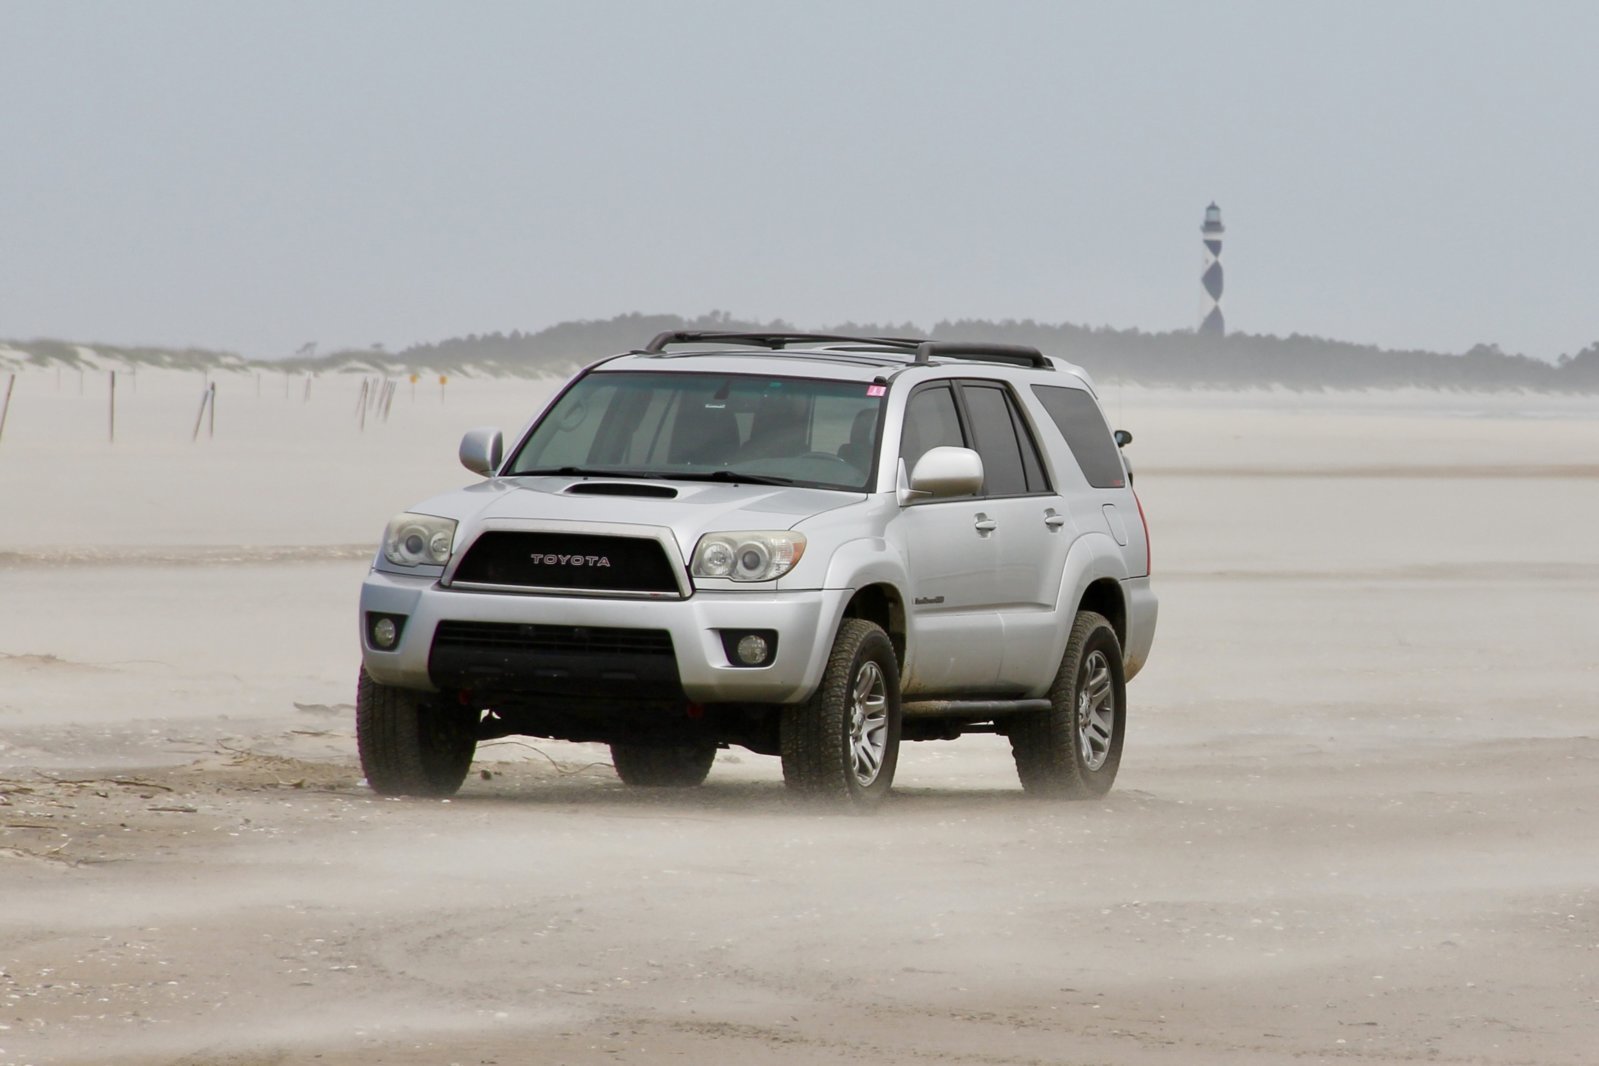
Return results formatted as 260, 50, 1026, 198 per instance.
1047, 531, 1130, 664
789, 536, 914, 671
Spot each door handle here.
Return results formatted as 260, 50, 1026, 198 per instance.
974, 514, 997, 534
1044, 512, 1067, 530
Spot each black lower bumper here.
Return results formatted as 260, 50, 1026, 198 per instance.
428, 620, 683, 702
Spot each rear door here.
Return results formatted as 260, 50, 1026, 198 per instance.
953, 380, 1072, 691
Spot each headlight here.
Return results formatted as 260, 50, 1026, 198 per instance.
382, 513, 457, 567
690, 531, 807, 582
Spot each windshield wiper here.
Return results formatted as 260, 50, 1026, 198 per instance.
510, 466, 664, 480
512, 466, 798, 487
670, 470, 797, 486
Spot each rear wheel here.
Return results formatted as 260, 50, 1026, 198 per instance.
781, 619, 901, 810
610, 741, 717, 787
356, 668, 479, 796
1009, 611, 1126, 798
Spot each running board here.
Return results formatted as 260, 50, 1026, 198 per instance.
900, 698, 1051, 719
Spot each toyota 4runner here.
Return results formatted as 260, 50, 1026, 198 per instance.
357, 331, 1156, 808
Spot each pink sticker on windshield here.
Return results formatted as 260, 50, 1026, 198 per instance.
867, 385, 886, 397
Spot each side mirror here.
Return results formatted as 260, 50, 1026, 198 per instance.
905, 446, 984, 502
459, 427, 504, 476
1112, 429, 1135, 484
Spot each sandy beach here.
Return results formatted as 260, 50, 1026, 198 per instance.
2, 366, 1596, 1065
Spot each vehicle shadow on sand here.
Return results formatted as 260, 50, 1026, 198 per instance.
437, 769, 1170, 817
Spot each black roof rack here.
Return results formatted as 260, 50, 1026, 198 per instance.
640, 331, 1052, 370
643, 330, 924, 353
915, 341, 1050, 369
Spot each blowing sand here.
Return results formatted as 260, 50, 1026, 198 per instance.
2, 369, 1596, 1065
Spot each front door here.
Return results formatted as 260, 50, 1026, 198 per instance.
895, 383, 1003, 694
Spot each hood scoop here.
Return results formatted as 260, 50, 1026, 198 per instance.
564, 481, 679, 499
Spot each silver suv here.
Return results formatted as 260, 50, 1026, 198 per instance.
357, 332, 1156, 808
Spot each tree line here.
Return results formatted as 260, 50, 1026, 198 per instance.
7, 312, 1599, 390
354, 311, 1599, 391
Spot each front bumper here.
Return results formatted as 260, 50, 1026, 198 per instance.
358, 568, 849, 705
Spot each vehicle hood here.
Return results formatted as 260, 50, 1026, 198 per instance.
412, 476, 864, 555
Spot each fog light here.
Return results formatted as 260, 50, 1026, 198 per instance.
719, 629, 777, 668
368, 614, 404, 649
736, 634, 770, 665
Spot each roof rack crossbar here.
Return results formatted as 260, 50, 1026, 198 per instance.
914, 341, 1050, 369
644, 330, 925, 353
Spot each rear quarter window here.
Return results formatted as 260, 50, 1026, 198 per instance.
1030, 385, 1126, 489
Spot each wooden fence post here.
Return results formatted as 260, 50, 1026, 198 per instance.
191, 382, 217, 442
0, 374, 15, 444
192, 384, 208, 441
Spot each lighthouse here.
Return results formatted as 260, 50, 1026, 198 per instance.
1200, 202, 1225, 335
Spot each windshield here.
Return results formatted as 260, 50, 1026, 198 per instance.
505, 371, 885, 491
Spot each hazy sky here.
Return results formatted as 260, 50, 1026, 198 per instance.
4, 1, 1597, 359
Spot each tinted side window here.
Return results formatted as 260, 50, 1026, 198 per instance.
960, 384, 1031, 496
1009, 397, 1049, 492
1030, 385, 1126, 488
900, 384, 965, 474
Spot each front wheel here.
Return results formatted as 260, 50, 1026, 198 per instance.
781, 619, 902, 809
1008, 611, 1127, 798
356, 668, 479, 796
610, 741, 717, 787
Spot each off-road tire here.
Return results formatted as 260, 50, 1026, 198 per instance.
1009, 610, 1126, 798
610, 741, 717, 787
780, 618, 902, 810
356, 668, 479, 797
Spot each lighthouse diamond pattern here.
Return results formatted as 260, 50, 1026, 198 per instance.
1201, 202, 1225, 335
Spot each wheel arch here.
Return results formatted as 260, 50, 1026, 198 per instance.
1077, 576, 1127, 649
840, 582, 907, 672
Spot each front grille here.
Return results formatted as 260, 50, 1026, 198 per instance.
451, 532, 681, 595
428, 620, 681, 700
